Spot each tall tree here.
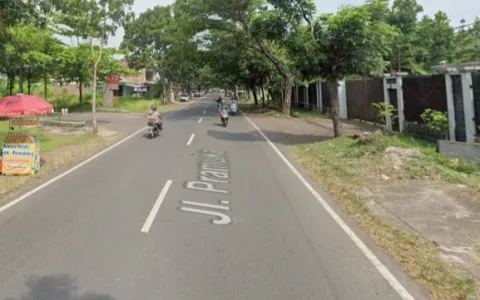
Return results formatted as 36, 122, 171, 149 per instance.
121, 5, 175, 103
54, 0, 134, 131
288, 4, 395, 137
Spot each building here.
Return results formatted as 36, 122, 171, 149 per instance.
116, 61, 159, 97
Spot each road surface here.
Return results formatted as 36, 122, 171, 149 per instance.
0, 96, 427, 300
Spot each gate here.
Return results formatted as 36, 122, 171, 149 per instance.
345, 78, 384, 123
472, 72, 480, 137
402, 75, 447, 123
451, 75, 467, 142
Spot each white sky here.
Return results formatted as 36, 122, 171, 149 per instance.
105, 0, 480, 47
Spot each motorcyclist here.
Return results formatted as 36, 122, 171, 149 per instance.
218, 98, 230, 114
148, 104, 162, 131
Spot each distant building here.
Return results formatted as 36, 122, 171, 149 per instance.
116, 61, 159, 97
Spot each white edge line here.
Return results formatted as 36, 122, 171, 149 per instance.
198, 117, 203, 124
0, 126, 148, 214
0, 107, 184, 214
141, 180, 173, 233
240, 111, 416, 300
186, 133, 195, 146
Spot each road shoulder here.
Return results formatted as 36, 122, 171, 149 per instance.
243, 112, 480, 300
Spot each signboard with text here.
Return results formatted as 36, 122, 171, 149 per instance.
2, 142, 40, 175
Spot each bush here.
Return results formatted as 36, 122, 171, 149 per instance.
420, 109, 449, 139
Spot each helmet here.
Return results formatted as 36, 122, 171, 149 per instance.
151, 105, 157, 111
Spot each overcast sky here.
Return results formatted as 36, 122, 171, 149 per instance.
105, 0, 479, 47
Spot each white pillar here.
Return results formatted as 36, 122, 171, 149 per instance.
316, 81, 323, 112
396, 76, 405, 132
444, 74, 456, 141
304, 85, 309, 109
461, 72, 476, 143
337, 80, 347, 119
383, 77, 393, 131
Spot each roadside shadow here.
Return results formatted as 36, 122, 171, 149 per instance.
206, 129, 329, 145
3, 274, 117, 300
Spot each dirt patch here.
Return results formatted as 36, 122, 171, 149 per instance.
41, 125, 118, 137
383, 146, 421, 169
367, 180, 480, 278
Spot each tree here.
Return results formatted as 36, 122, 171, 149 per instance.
288, 4, 395, 137
54, 0, 134, 131
175, 0, 310, 115
121, 5, 175, 103
415, 12, 455, 70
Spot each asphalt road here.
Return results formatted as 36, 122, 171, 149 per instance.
0, 96, 427, 300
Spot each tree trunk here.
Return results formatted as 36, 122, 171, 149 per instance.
260, 77, 265, 107
43, 70, 48, 101
174, 87, 180, 102
27, 68, 32, 95
92, 64, 98, 132
79, 80, 84, 112
8, 73, 15, 95
326, 78, 343, 137
234, 85, 239, 99
246, 88, 251, 101
188, 86, 193, 100
256, 42, 292, 115
162, 81, 169, 103
252, 89, 258, 105
19, 66, 24, 93
282, 76, 293, 115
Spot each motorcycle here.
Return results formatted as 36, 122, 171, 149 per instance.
230, 101, 237, 115
147, 115, 162, 139
219, 108, 229, 127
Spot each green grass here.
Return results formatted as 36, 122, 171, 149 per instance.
291, 133, 479, 299
290, 107, 329, 119
0, 121, 94, 153
117, 97, 164, 112
239, 99, 328, 119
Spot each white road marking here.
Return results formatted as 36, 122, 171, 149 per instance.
0, 106, 188, 214
198, 117, 203, 123
0, 126, 147, 214
187, 133, 195, 146
241, 112, 416, 300
179, 207, 231, 225
141, 180, 173, 233
181, 200, 230, 211
203, 110, 206, 114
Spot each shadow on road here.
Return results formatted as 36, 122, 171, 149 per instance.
206, 129, 329, 145
3, 274, 116, 300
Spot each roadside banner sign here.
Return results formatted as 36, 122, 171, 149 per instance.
2, 138, 40, 175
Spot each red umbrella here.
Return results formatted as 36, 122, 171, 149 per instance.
0, 94, 54, 117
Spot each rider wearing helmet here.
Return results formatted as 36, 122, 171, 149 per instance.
218, 98, 230, 113
148, 104, 162, 131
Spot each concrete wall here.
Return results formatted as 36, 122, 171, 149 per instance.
436, 140, 480, 166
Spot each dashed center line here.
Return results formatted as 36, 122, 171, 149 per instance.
203, 110, 206, 114
187, 133, 195, 146
141, 180, 173, 233
198, 117, 203, 124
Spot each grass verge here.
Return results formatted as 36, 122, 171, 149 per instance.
239, 101, 328, 119
0, 130, 123, 206
291, 133, 479, 299
0, 121, 93, 153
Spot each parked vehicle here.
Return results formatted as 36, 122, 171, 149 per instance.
180, 93, 189, 102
